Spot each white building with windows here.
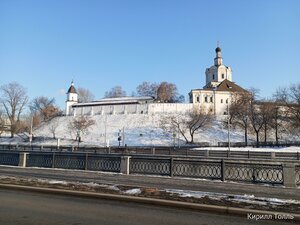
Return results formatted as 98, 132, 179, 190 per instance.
65, 46, 246, 116
189, 46, 246, 115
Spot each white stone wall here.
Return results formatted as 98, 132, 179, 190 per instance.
148, 103, 193, 113
70, 103, 195, 116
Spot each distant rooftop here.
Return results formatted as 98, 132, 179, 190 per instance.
72, 96, 155, 107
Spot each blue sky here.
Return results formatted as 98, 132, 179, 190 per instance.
0, 0, 299, 109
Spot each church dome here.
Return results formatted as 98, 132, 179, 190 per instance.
67, 82, 77, 94
215, 47, 221, 52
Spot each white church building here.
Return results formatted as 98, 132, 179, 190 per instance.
189, 46, 246, 115
65, 46, 246, 116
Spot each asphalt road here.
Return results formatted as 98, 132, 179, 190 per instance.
0, 188, 296, 225
0, 166, 299, 201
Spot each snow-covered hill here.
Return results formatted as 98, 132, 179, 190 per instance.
31, 114, 249, 147
1, 113, 298, 147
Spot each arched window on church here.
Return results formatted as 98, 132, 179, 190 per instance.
196, 96, 200, 102
204, 96, 208, 103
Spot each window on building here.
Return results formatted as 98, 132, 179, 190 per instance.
221, 99, 223, 103
204, 96, 208, 102
226, 99, 228, 104
210, 97, 213, 102
196, 96, 200, 102
213, 74, 215, 79
222, 74, 224, 79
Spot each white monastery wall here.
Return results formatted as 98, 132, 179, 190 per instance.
70, 103, 194, 116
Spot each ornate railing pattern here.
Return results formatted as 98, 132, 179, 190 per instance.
54, 154, 86, 170
296, 166, 300, 186
0, 151, 297, 186
88, 155, 120, 172
130, 157, 170, 176
27, 153, 53, 168
0, 152, 19, 166
173, 160, 221, 179
225, 162, 283, 184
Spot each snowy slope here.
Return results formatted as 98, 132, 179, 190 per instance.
32, 114, 251, 146
1, 113, 299, 148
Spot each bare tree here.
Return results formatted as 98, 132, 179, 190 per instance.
77, 87, 95, 103
260, 101, 275, 145
0, 82, 28, 137
174, 94, 185, 103
270, 104, 285, 145
157, 82, 178, 103
228, 91, 251, 146
68, 116, 95, 141
275, 83, 300, 136
248, 89, 265, 147
160, 107, 213, 144
0, 109, 5, 136
136, 81, 159, 98
104, 86, 126, 98
48, 117, 60, 139
30, 96, 60, 122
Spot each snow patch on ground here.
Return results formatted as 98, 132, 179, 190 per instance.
165, 189, 300, 206
123, 188, 142, 195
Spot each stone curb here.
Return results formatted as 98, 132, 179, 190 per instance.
0, 183, 299, 221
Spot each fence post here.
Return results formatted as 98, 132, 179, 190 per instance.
18, 152, 28, 167
52, 152, 55, 168
271, 152, 276, 160
221, 160, 225, 181
283, 163, 296, 187
85, 153, 88, 170
152, 148, 155, 155
204, 150, 209, 158
170, 157, 174, 177
120, 156, 131, 175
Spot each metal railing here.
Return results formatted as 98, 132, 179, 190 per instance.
173, 159, 221, 179
0, 152, 19, 166
0, 144, 299, 161
225, 162, 283, 185
0, 151, 299, 187
130, 157, 170, 176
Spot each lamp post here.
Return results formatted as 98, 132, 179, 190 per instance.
77, 129, 81, 150
118, 129, 121, 147
227, 99, 231, 153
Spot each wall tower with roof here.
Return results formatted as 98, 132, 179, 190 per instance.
65, 81, 78, 115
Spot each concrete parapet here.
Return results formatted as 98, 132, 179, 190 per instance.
18, 152, 28, 167
120, 156, 131, 175
283, 163, 296, 187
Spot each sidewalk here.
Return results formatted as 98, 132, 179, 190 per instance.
0, 165, 299, 201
